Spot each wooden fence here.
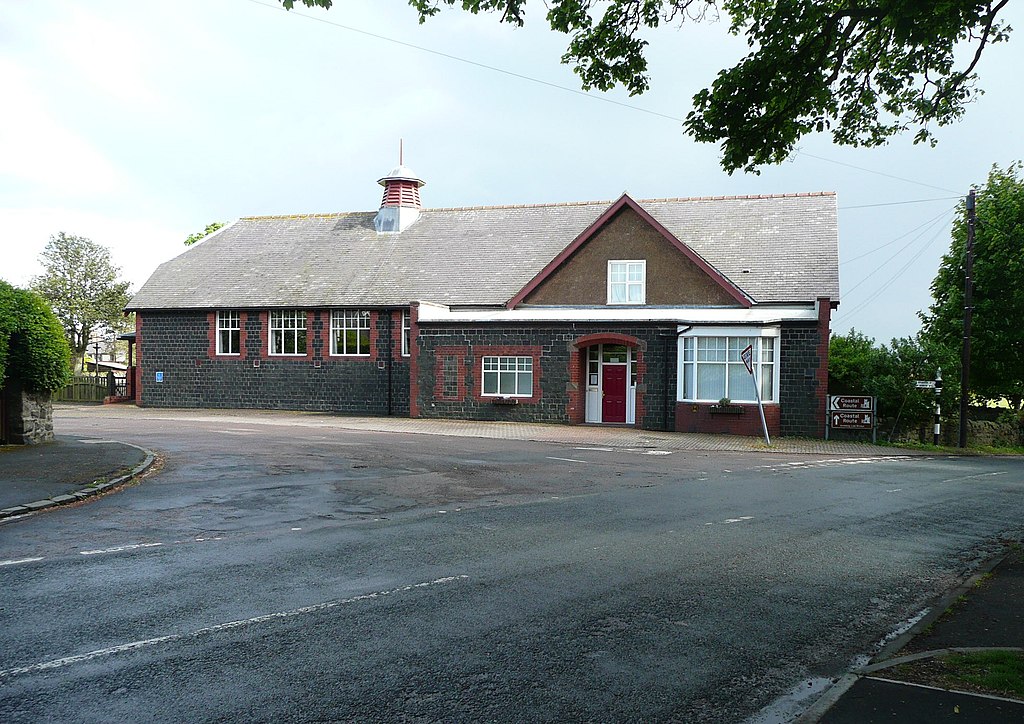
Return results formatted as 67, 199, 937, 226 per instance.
54, 374, 113, 403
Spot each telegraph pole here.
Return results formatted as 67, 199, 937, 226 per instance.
958, 189, 976, 448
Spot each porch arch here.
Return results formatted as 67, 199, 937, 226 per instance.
571, 332, 642, 350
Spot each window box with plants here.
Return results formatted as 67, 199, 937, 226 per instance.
710, 398, 745, 414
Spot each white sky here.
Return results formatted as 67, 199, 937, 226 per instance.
1, 0, 1021, 344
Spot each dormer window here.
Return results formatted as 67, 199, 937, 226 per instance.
607, 260, 645, 304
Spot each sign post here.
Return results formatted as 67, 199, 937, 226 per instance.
829, 395, 877, 443
742, 344, 770, 446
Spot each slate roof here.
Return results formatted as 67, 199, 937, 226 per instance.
127, 193, 839, 310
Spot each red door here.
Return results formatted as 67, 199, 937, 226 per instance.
602, 365, 627, 423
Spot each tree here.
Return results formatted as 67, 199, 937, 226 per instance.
184, 222, 226, 246
281, 1, 1011, 173
31, 233, 133, 369
829, 329, 955, 437
0, 280, 72, 394
921, 163, 1024, 410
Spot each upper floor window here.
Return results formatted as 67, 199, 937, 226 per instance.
269, 310, 307, 355
482, 356, 533, 397
608, 260, 646, 304
401, 309, 411, 357
217, 311, 240, 355
331, 310, 370, 356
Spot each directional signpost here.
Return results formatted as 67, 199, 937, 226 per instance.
827, 395, 876, 442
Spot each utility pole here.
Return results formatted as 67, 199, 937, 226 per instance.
959, 189, 976, 448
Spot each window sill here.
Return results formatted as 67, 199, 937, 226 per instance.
488, 397, 521, 405
329, 354, 371, 359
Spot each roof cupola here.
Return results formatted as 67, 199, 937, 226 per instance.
374, 145, 425, 233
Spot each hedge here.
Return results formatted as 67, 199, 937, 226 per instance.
0, 280, 72, 393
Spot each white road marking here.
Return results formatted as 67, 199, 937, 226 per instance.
886, 488, 903, 493
0, 575, 469, 680
216, 429, 259, 435
642, 450, 673, 456
574, 447, 614, 452
706, 516, 754, 526
291, 527, 302, 531
80, 543, 165, 556
941, 471, 1009, 483
546, 456, 587, 464
0, 557, 44, 567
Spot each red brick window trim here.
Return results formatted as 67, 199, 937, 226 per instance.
261, 311, 315, 360
472, 345, 543, 403
329, 310, 374, 358
208, 311, 248, 360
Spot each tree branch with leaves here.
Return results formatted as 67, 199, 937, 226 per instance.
280, 0, 1011, 173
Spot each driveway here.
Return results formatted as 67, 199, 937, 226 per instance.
1, 406, 1021, 722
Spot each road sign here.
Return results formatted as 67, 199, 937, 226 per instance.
830, 395, 873, 411
831, 411, 873, 429
914, 380, 936, 389
741, 344, 753, 374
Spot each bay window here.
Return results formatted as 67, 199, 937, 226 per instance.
679, 328, 777, 402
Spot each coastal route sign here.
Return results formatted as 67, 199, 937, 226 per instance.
829, 395, 875, 430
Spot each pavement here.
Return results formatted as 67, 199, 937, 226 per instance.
2, 408, 1022, 722
0, 435, 153, 518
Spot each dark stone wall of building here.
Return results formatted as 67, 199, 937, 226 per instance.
138, 310, 410, 415
779, 323, 826, 437
415, 322, 679, 431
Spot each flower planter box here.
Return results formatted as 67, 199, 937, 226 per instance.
709, 405, 745, 415
491, 397, 519, 406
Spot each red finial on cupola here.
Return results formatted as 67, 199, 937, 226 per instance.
374, 141, 426, 233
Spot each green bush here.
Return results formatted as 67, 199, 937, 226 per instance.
0, 280, 72, 393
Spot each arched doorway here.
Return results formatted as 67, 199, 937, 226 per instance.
583, 343, 637, 424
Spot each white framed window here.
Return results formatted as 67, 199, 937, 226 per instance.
401, 309, 411, 357
607, 260, 646, 304
678, 327, 778, 402
216, 311, 240, 355
482, 356, 533, 397
331, 310, 370, 356
269, 310, 307, 356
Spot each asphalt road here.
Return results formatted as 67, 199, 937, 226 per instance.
1, 408, 1022, 722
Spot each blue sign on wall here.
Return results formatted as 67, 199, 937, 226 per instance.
155, 371, 164, 383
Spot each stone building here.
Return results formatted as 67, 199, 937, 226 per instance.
127, 166, 839, 437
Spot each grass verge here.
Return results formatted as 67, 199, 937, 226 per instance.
889, 651, 1024, 701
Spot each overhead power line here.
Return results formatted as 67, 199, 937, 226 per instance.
246, 0, 964, 198
841, 207, 956, 265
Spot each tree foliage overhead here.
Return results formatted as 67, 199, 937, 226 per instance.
184, 221, 226, 246
281, 0, 1011, 173
921, 162, 1024, 409
0, 280, 72, 394
31, 232, 133, 363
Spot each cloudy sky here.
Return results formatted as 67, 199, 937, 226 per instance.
2, 1, 1021, 344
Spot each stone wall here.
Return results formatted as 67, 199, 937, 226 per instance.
415, 322, 678, 431
138, 310, 410, 415
1, 383, 54, 445
779, 322, 827, 437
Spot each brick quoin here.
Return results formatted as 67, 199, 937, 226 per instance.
134, 312, 143, 405
408, 303, 420, 417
